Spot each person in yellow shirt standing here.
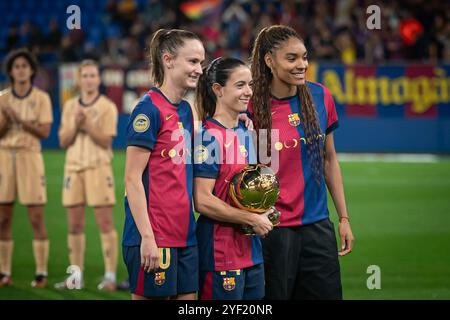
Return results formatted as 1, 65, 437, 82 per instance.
55, 60, 119, 291
0, 49, 53, 288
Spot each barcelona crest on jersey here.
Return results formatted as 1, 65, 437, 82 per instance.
155, 272, 165, 286
288, 113, 301, 126
223, 277, 236, 291
239, 145, 248, 157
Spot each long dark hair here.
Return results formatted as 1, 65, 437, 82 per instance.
250, 25, 324, 184
196, 57, 247, 121
149, 28, 200, 86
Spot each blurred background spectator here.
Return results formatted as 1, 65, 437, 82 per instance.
0, 0, 448, 65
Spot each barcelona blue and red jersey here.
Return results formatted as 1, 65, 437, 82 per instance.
123, 87, 196, 248
194, 118, 263, 271
248, 81, 339, 227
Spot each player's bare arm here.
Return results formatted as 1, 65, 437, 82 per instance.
80, 113, 113, 149
59, 117, 80, 148
194, 177, 273, 236
2, 105, 19, 122
59, 106, 82, 148
21, 121, 51, 139
324, 132, 354, 256
1, 103, 50, 139
75, 107, 86, 126
59, 124, 79, 148
0, 122, 8, 138
238, 113, 253, 130
0, 93, 11, 137
125, 146, 160, 272
0, 108, 10, 138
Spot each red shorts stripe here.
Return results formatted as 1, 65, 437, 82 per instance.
200, 271, 213, 300
135, 266, 145, 297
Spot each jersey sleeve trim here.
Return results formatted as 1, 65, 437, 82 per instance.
326, 121, 339, 135
126, 139, 155, 151
194, 170, 219, 179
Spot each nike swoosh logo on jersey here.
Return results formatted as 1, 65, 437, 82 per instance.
224, 141, 233, 148
165, 114, 174, 121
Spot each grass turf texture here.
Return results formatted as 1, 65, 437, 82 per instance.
0, 150, 449, 299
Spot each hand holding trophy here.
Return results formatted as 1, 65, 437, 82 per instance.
228, 164, 281, 235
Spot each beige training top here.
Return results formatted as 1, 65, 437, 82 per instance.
59, 95, 118, 172
0, 87, 53, 152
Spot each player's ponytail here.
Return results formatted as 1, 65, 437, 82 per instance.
250, 27, 273, 156
196, 57, 248, 121
149, 29, 169, 87
196, 66, 216, 122
250, 25, 324, 184
149, 28, 201, 87
298, 83, 324, 185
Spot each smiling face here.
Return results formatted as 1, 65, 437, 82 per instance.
166, 39, 205, 90
215, 65, 253, 114
266, 36, 308, 87
10, 56, 34, 84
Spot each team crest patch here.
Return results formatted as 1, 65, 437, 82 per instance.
223, 277, 235, 291
178, 122, 184, 130
288, 113, 300, 126
155, 272, 165, 286
194, 145, 209, 163
239, 145, 248, 157
133, 114, 150, 132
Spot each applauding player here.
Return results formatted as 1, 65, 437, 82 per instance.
0, 49, 52, 288
56, 60, 119, 291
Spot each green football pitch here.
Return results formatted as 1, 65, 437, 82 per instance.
0, 150, 449, 300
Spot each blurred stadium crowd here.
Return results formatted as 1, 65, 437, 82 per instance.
0, 0, 449, 66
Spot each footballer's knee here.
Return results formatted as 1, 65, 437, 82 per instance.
27, 206, 48, 239
66, 206, 85, 234
67, 218, 84, 234
68, 224, 84, 235
94, 206, 114, 233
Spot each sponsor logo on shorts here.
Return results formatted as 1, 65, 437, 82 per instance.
133, 114, 150, 132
